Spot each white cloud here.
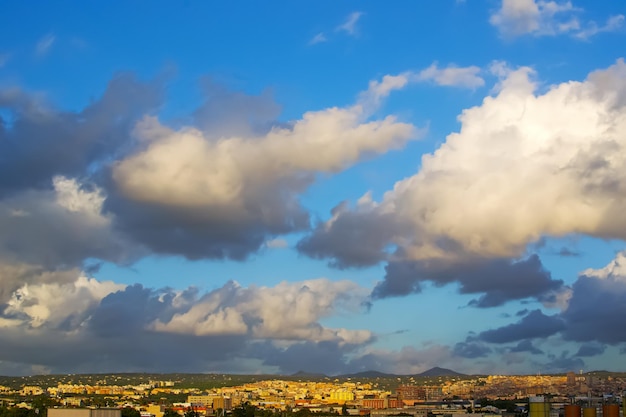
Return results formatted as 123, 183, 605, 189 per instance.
415, 63, 485, 89
336, 12, 363, 36
112, 76, 417, 215
35, 33, 56, 56
490, 0, 578, 37
575, 14, 625, 40
305, 59, 626, 263
151, 279, 373, 345
581, 251, 626, 281
2, 275, 124, 329
490, 0, 622, 39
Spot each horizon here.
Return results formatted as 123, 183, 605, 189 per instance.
1, 0, 626, 376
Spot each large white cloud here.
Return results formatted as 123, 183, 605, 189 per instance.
303, 59, 626, 265
1, 275, 124, 329
151, 279, 373, 345
105, 74, 420, 260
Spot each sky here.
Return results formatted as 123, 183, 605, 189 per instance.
0, 0, 626, 376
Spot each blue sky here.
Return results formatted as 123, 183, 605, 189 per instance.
1, 0, 626, 376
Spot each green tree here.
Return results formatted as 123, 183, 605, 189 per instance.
163, 409, 180, 417
121, 407, 141, 417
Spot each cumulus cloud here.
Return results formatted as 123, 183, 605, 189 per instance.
0, 176, 135, 269
0, 73, 163, 195
0, 276, 375, 374
299, 59, 626, 305
150, 279, 372, 345
108, 75, 418, 260
561, 251, 626, 344
372, 255, 564, 305
472, 251, 626, 359
1, 275, 124, 330
490, 0, 623, 39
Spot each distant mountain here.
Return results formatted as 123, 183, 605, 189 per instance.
417, 367, 465, 377
290, 370, 328, 378
339, 371, 396, 378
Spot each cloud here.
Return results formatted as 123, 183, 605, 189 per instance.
265, 238, 288, 249
35, 33, 56, 56
309, 32, 328, 45
0, 73, 164, 195
2, 275, 124, 330
107, 75, 418, 260
574, 343, 606, 357
470, 251, 626, 358
0, 176, 136, 269
372, 255, 564, 306
479, 310, 565, 343
336, 12, 363, 36
560, 251, 626, 344
575, 14, 625, 40
298, 60, 626, 303
490, 0, 622, 39
415, 63, 485, 89
150, 279, 373, 345
0, 276, 375, 374
453, 338, 492, 359
191, 78, 282, 139
544, 351, 584, 372
510, 340, 543, 354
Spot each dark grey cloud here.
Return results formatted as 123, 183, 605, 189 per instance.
479, 310, 565, 343
510, 340, 543, 355
372, 255, 564, 308
0, 185, 134, 269
561, 271, 626, 344
297, 203, 403, 268
0, 73, 163, 196
543, 351, 585, 373
453, 339, 492, 359
556, 247, 581, 257
574, 343, 606, 357
253, 340, 354, 376
104, 183, 310, 261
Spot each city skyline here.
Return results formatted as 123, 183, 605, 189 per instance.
1, 1, 626, 376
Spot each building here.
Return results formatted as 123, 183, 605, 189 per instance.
48, 409, 121, 417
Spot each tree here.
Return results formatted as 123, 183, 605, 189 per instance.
163, 409, 180, 417
121, 407, 141, 417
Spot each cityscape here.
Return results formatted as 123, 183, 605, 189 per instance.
2, 370, 626, 417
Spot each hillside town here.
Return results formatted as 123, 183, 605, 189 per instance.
1, 371, 626, 417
